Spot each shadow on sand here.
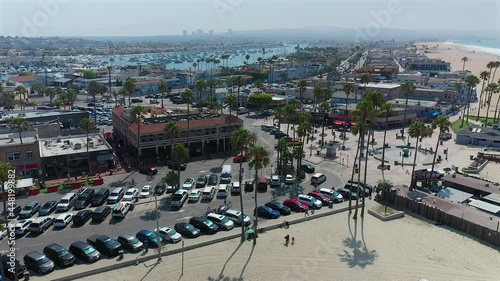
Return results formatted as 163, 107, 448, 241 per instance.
338, 214, 378, 268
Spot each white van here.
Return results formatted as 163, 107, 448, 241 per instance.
220, 165, 232, 183
311, 173, 326, 186
237, 107, 249, 115
57, 193, 77, 212
202, 186, 216, 200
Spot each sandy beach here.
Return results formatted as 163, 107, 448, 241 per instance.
76, 202, 500, 281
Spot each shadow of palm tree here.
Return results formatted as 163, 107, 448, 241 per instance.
207, 275, 243, 281
210, 167, 223, 174
338, 239, 378, 268
239, 243, 255, 279
217, 242, 244, 279
158, 197, 172, 211
140, 210, 158, 221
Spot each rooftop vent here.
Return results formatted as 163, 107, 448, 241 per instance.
74, 143, 82, 150
88, 141, 94, 148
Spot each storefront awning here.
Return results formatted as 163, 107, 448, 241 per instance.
17, 164, 39, 171
97, 154, 113, 161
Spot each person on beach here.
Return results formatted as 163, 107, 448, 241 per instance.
284, 235, 290, 245
305, 209, 309, 217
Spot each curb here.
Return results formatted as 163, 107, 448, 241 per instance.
51, 205, 358, 281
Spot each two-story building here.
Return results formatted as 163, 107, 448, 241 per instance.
0, 129, 40, 179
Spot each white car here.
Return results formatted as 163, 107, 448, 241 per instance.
14, 219, 34, 236
231, 182, 241, 194
270, 175, 281, 187
140, 185, 151, 198
54, 213, 73, 228
224, 209, 251, 226
171, 189, 189, 208
206, 213, 235, 231
217, 184, 230, 198
167, 185, 176, 193
183, 178, 195, 190
123, 188, 139, 201
154, 227, 182, 243
298, 194, 322, 209
285, 174, 294, 184
188, 190, 201, 202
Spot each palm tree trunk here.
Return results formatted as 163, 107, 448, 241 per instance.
87, 130, 92, 174
238, 148, 245, 242
410, 137, 420, 191
485, 91, 492, 123
381, 116, 389, 166
187, 104, 190, 147
465, 87, 472, 124
361, 129, 371, 217
19, 131, 26, 178
477, 81, 487, 120
237, 86, 241, 107
353, 134, 364, 219
402, 95, 409, 137
427, 129, 441, 185
348, 133, 361, 213
253, 166, 259, 245
494, 95, 500, 124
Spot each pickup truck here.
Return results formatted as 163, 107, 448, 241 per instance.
86, 234, 123, 257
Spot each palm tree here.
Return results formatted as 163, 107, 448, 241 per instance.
66, 88, 78, 110
485, 83, 498, 124
377, 180, 394, 213
380, 103, 395, 168
461, 56, 468, 71
181, 89, 194, 146
360, 73, 373, 97
248, 145, 270, 244
491, 83, 500, 124
45, 87, 57, 106
349, 119, 368, 218
15, 86, 27, 110
491, 61, 500, 83
124, 78, 136, 106
112, 90, 119, 107
10, 118, 29, 178
298, 80, 308, 110
486, 61, 496, 85
231, 129, 256, 242
79, 117, 95, 175
224, 94, 237, 115
463, 75, 479, 125
319, 101, 331, 146
245, 54, 250, 65
274, 106, 285, 129
233, 76, 245, 107
342, 82, 355, 147
107, 66, 113, 97
400, 81, 416, 138
172, 144, 190, 190
477, 71, 490, 119
427, 116, 451, 184
131, 106, 146, 162
163, 121, 180, 161
158, 80, 167, 108
195, 80, 206, 100
87, 81, 103, 124
312, 84, 324, 111
408, 122, 433, 190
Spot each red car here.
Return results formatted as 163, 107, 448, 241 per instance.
283, 199, 309, 212
233, 155, 249, 163
139, 165, 158, 175
307, 192, 331, 206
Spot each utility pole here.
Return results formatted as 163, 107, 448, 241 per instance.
154, 189, 162, 262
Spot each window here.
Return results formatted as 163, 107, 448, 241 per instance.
26, 151, 34, 159
7, 152, 21, 161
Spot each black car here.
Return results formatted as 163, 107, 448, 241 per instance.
73, 210, 92, 226
23, 251, 55, 274
168, 163, 187, 171
92, 206, 111, 223
174, 222, 201, 238
117, 233, 143, 252
301, 164, 316, 173
87, 234, 123, 257
131, 98, 143, 103
73, 188, 95, 210
69, 241, 100, 263
244, 180, 254, 192
155, 182, 167, 195
38, 201, 58, 216
43, 243, 75, 267
1, 204, 22, 220
208, 174, 218, 185
265, 201, 291, 216
1, 255, 26, 280
189, 217, 218, 234
196, 175, 208, 188
91, 188, 110, 207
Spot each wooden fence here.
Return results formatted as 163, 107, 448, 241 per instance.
393, 195, 500, 247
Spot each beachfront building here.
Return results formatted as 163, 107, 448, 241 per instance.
388, 98, 444, 123
404, 59, 451, 75
455, 125, 500, 148
112, 106, 243, 163
393, 71, 428, 85
425, 78, 471, 102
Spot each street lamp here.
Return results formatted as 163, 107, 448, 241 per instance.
154, 190, 162, 262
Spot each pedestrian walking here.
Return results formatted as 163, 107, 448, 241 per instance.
144, 240, 149, 253
284, 234, 290, 246
304, 209, 309, 217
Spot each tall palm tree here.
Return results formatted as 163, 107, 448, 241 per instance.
491, 82, 500, 124
343, 83, 356, 105
463, 75, 479, 125
319, 101, 331, 146
298, 80, 308, 110
107, 65, 113, 97
66, 88, 78, 110
486, 61, 496, 85
400, 81, 416, 138
360, 73, 373, 97
45, 87, 57, 106
131, 106, 146, 162
172, 144, 190, 190
158, 80, 167, 108
15, 86, 27, 110
245, 54, 250, 65
10, 118, 29, 178
233, 76, 245, 107
461, 56, 468, 71
427, 116, 451, 184
491, 61, 500, 83
87, 81, 103, 124
349, 119, 368, 217
181, 89, 194, 146
274, 106, 286, 129
379, 103, 395, 167
163, 121, 180, 165
231, 129, 256, 242
79, 117, 95, 175
224, 94, 237, 115
312, 84, 324, 111
485, 83, 498, 124
408, 122, 433, 190
124, 78, 136, 106
195, 80, 206, 100
248, 145, 270, 244
477, 71, 490, 119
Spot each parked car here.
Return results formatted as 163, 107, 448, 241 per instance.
301, 164, 315, 173
337, 188, 357, 200
54, 213, 73, 229
188, 190, 201, 203
139, 165, 158, 175
285, 174, 294, 185
107, 187, 125, 204
87, 234, 123, 257
154, 227, 182, 243
131, 98, 143, 103
117, 233, 143, 252
140, 185, 151, 198
265, 201, 291, 215
123, 188, 139, 202
23, 251, 54, 274
206, 213, 235, 231
174, 222, 201, 238
217, 184, 230, 198
223, 209, 251, 226
189, 217, 219, 234
208, 174, 218, 185
244, 180, 254, 192
73, 188, 95, 210
256, 206, 280, 219
91, 188, 110, 206
56, 193, 77, 212
69, 241, 101, 263
171, 189, 189, 208
14, 219, 34, 236
19, 201, 41, 219
1, 255, 26, 280
231, 181, 241, 194
183, 178, 195, 190
283, 199, 309, 212
439, 132, 452, 140
1, 204, 21, 219
39, 200, 58, 216
92, 206, 111, 222
196, 175, 208, 188
232, 154, 249, 163
270, 175, 281, 187
43, 243, 75, 267
136, 229, 164, 248
112, 202, 133, 218
155, 182, 167, 195
318, 188, 344, 203
307, 192, 332, 206
28, 216, 54, 233
73, 210, 92, 226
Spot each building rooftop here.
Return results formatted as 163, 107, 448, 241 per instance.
364, 83, 401, 89
389, 99, 437, 107
39, 133, 112, 158
9, 76, 37, 83
0, 130, 37, 146
0, 110, 82, 123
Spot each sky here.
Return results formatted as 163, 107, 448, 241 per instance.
0, 0, 498, 37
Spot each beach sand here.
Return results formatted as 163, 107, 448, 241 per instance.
76, 203, 500, 281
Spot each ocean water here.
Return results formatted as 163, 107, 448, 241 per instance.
450, 39, 500, 56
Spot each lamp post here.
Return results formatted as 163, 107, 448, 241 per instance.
154, 191, 162, 262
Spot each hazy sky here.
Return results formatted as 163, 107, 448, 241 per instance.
0, 0, 498, 37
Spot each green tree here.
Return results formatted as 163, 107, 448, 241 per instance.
461, 56, 468, 71
15, 86, 28, 110
123, 78, 137, 106
233, 76, 245, 107
32, 82, 47, 96
298, 80, 308, 110
131, 106, 146, 161
158, 80, 167, 108
427, 116, 451, 184
172, 144, 190, 189
119, 88, 127, 106
248, 93, 272, 111
112, 90, 119, 107
165, 170, 178, 189
18, 72, 33, 76
231, 129, 256, 242
380, 103, 395, 167
376, 180, 393, 213
79, 118, 95, 174
163, 121, 180, 164
273, 106, 285, 129
107, 66, 113, 97
66, 88, 78, 110
224, 94, 237, 115
400, 81, 416, 138
360, 73, 374, 97
408, 122, 433, 190
45, 87, 57, 106
87, 81, 103, 124
10, 118, 29, 178
248, 145, 270, 244
195, 80, 207, 100
181, 89, 194, 146
83, 70, 97, 79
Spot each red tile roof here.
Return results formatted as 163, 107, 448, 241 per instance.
9, 76, 37, 83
